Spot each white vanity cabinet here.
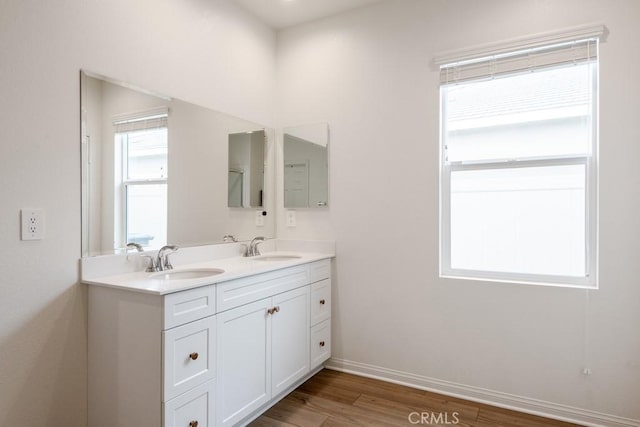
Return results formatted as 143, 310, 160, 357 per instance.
87, 257, 331, 427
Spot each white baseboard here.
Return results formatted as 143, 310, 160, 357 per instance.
325, 358, 639, 427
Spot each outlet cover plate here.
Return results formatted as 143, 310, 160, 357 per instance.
21, 208, 44, 240
286, 210, 296, 227
255, 210, 265, 226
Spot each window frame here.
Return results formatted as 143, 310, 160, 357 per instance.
439, 55, 599, 289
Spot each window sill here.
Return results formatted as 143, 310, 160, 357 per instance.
439, 273, 598, 290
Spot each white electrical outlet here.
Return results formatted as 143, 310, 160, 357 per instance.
21, 208, 45, 240
255, 210, 265, 226
286, 210, 296, 227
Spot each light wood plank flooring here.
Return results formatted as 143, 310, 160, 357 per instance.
250, 369, 581, 427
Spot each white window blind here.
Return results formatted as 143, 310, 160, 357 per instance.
439, 38, 598, 85
113, 106, 168, 133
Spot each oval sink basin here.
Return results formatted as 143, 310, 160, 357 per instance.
151, 268, 225, 280
253, 255, 302, 262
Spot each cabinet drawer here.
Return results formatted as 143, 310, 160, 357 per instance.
310, 319, 331, 369
164, 380, 214, 427
164, 285, 216, 330
309, 259, 331, 283
216, 265, 308, 312
163, 316, 216, 401
310, 279, 331, 326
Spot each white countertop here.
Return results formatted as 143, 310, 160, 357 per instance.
82, 251, 334, 295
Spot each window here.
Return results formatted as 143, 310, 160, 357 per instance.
439, 35, 599, 287
114, 110, 168, 249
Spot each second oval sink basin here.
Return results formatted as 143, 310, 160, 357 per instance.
253, 255, 302, 262
151, 268, 225, 280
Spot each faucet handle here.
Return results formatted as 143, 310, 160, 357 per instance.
253, 240, 264, 256
158, 245, 178, 270
164, 252, 175, 270
126, 242, 144, 252
247, 236, 265, 257
141, 255, 158, 272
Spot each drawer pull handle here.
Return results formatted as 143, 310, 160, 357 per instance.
189, 352, 199, 361
319, 341, 325, 347
274, 306, 280, 313
189, 421, 199, 427
319, 299, 326, 305
267, 308, 274, 315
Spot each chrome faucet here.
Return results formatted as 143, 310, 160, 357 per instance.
245, 237, 264, 257
156, 245, 178, 271
142, 245, 178, 272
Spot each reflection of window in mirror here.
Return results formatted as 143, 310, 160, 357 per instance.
228, 130, 265, 208
114, 110, 168, 248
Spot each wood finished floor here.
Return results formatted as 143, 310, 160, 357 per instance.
249, 369, 581, 427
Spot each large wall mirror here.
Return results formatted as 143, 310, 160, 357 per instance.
80, 70, 274, 257
283, 123, 329, 208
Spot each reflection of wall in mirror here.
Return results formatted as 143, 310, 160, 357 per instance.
228, 169, 244, 207
228, 131, 264, 208
284, 136, 328, 207
284, 161, 309, 207
84, 76, 104, 254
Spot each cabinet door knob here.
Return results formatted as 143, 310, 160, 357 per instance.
267, 306, 281, 315
319, 341, 325, 347
319, 299, 326, 305
189, 352, 199, 361
189, 421, 199, 427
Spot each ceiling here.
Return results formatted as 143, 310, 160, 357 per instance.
233, 0, 386, 29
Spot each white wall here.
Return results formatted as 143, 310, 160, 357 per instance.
0, 0, 275, 425
277, 0, 640, 422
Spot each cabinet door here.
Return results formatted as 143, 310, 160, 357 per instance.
271, 286, 310, 398
216, 298, 271, 427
